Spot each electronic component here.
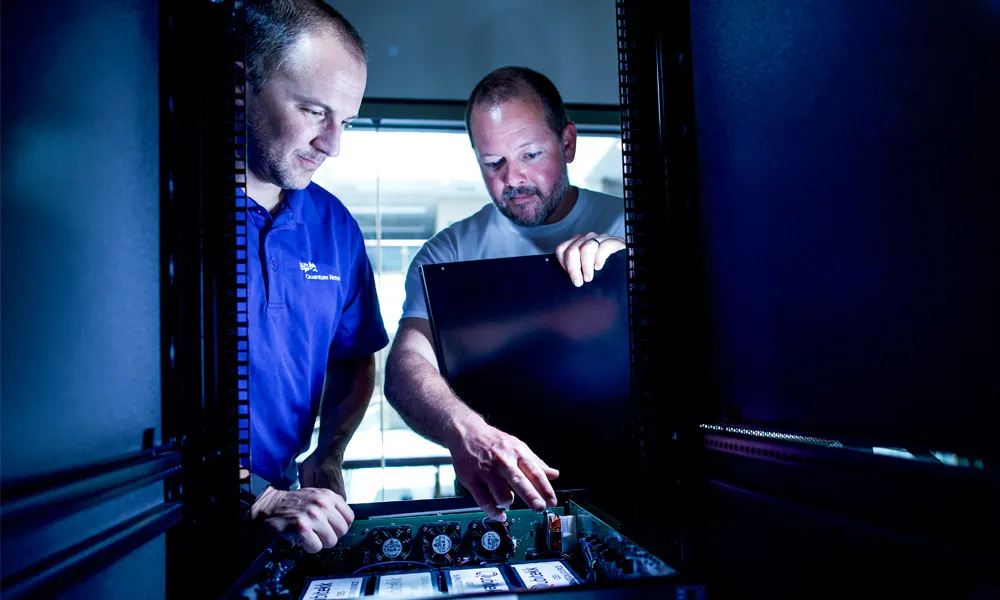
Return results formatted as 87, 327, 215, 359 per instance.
372, 570, 439, 597
442, 565, 512, 594
258, 559, 296, 598
236, 501, 680, 599
368, 526, 413, 563
467, 519, 516, 563
543, 511, 561, 552
417, 521, 462, 566
509, 560, 582, 589
578, 536, 598, 583
297, 575, 368, 600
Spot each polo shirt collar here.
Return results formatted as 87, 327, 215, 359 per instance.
248, 184, 322, 225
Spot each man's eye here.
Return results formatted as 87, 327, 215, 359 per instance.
524, 151, 540, 160
343, 121, 354, 130
303, 108, 325, 119
484, 158, 504, 169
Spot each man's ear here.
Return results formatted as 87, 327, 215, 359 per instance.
562, 122, 578, 163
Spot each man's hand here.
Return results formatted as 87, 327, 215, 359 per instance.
299, 454, 346, 499
446, 417, 559, 521
555, 232, 626, 287
251, 487, 354, 553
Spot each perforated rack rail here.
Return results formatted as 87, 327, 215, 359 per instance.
615, 0, 703, 564
160, 1, 252, 595
615, 0, 661, 513
228, 0, 252, 511
197, 0, 250, 522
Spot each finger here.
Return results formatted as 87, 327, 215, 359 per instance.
521, 454, 557, 507
493, 454, 546, 512
296, 517, 324, 554
325, 501, 350, 538
315, 489, 354, 531
554, 235, 577, 272
515, 456, 558, 510
467, 481, 505, 521
485, 475, 516, 513
533, 455, 560, 507
265, 516, 290, 536
580, 237, 604, 283
308, 506, 339, 548
562, 240, 585, 287
595, 238, 626, 271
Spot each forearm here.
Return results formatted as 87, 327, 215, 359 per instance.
315, 355, 376, 461
384, 346, 483, 449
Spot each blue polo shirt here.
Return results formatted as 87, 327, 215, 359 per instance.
247, 182, 388, 488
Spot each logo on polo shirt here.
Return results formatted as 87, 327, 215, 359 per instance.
299, 261, 340, 281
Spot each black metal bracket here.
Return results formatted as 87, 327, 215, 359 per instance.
615, 0, 704, 568
1, 445, 182, 529
0, 444, 184, 600
159, 0, 250, 597
699, 425, 1000, 571
1, 503, 182, 600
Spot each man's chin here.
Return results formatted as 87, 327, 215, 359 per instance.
502, 206, 547, 227
278, 172, 314, 191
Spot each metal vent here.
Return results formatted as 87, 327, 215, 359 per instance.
699, 423, 843, 448
703, 435, 818, 466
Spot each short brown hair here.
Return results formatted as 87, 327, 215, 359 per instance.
246, 0, 366, 92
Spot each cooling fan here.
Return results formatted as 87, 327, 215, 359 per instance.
467, 519, 516, 563
367, 525, 413, 563
417, 521, 463, 566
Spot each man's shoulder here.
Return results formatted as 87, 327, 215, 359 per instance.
409, 202, 494, 266
428, 202, 495, 246
304, 182, 354, 223
578, 187, 625, 210
574, 187, 626, 237
440, 201, 495, 236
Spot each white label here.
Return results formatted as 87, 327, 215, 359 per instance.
512, 561, 580, 589
431, 534, 452, 555
447, 567, 510, 593
374, 572, 437, 597
382, 537, 403, 558
480, 531, 501, 551
300, 577, 365, 599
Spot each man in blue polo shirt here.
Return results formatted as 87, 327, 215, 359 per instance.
243, 0, 388, 554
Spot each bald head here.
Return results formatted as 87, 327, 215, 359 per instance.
465, 66, 569, 149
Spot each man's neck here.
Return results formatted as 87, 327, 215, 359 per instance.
247, 171, 283, 214
543, 185, 580, 225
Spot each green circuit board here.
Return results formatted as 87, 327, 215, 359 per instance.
282, 506, 565, 582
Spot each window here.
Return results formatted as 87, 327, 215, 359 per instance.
298, 124, 624, 502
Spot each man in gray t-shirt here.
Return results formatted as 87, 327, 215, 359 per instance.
384, 66, 626, 521
399, 186, 625, 322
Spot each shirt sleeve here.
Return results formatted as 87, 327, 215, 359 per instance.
329, 224, 389, 360
399, 231, 458, 323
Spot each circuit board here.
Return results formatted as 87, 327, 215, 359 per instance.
262, 506, 567, 595
247, 500, 680, 598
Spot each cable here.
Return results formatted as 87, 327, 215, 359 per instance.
351, 560, 433, 576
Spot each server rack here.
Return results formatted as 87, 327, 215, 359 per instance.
2, 0, 997, 599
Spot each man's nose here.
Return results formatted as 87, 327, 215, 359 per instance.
502, 162, 527, 187
312, 125, 343, 158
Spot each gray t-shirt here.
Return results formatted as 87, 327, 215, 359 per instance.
400, 187, 625, 322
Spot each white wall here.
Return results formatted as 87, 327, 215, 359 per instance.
332, 0, 619, 105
